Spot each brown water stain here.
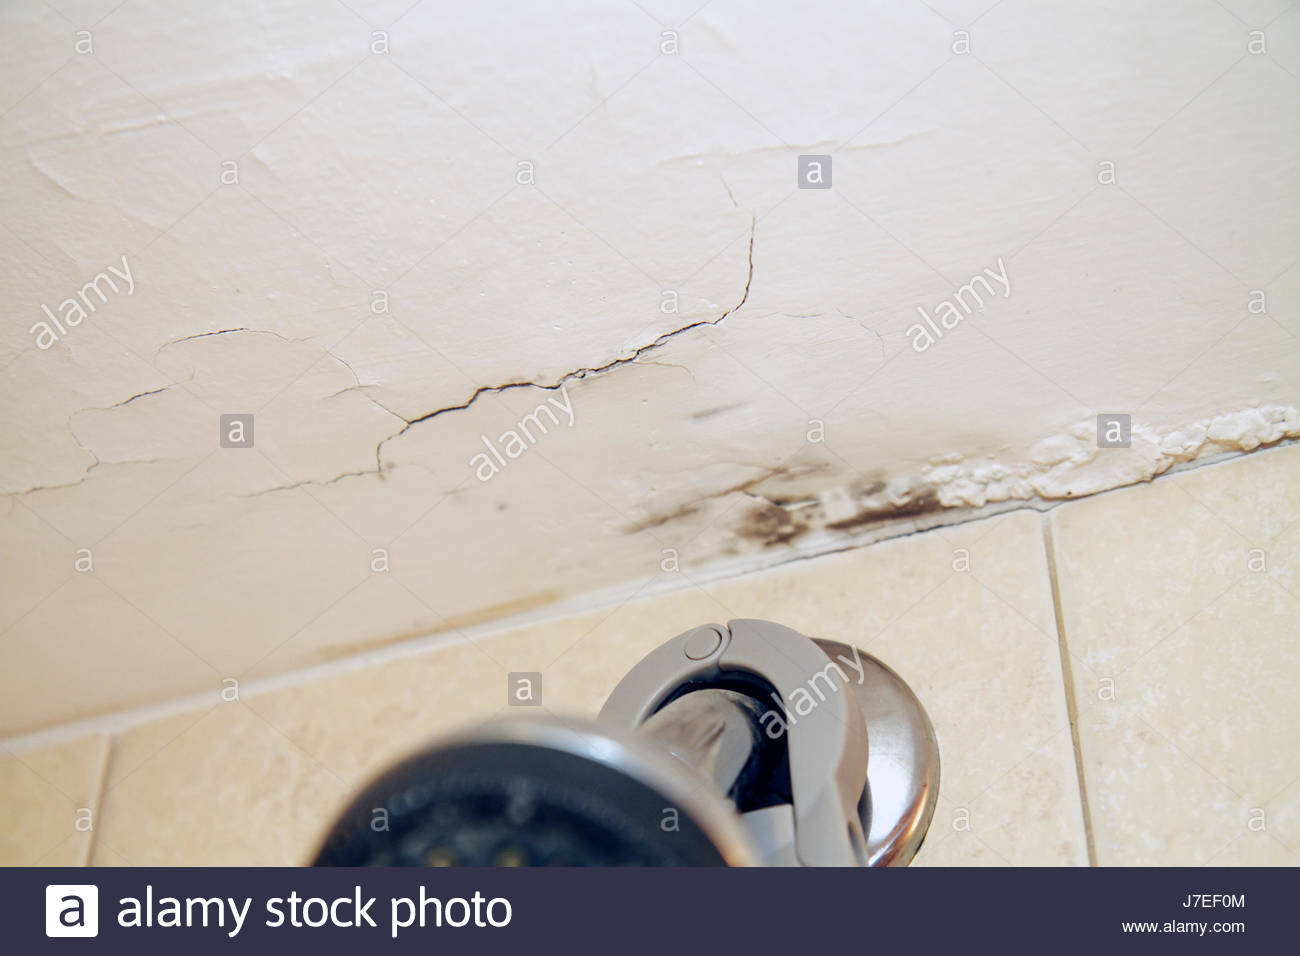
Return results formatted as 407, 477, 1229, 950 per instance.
825, 490, 944, 532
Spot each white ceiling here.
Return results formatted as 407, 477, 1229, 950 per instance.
2, 0, 1298, 733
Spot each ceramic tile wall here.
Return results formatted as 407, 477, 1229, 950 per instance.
0, 734, 107, 865
1050, 443, 1300, 865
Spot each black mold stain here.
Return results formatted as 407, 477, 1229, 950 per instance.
624, 502, 702, 534
623, 467, 791, 536
825, 490, 944, 533
628, 467, 949, 552
736, 501, 810, 547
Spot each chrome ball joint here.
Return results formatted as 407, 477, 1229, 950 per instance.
315, 620, 939, 867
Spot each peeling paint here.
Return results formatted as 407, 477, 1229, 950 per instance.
926, 405, 1300, 507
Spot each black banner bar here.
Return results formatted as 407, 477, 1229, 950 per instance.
10, 867, 1293, 954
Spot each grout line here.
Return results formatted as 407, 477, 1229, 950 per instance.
3, 438, 1295, 754
83, 734, 113, 867
1041, 511, 1098, 867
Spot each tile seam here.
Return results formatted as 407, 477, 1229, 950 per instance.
1041, 510, 1099, 867
83, 734, 114, 866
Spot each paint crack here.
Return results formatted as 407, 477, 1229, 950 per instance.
371, 217, 757, 475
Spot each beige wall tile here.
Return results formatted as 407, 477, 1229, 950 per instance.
1174, 442, 1300, 604
0, 734, 108, 865
247, 640, 511, 787
1204, 768, 1300, 865
1050, 480, 1251, 679
94, 705, 348, 866
1050, 443, 1300, 865
1074, 696, 1249, 865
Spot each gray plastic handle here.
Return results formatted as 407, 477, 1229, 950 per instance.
599, 619, 869, 866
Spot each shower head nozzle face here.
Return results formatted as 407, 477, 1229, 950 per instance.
314, 737, 739, 867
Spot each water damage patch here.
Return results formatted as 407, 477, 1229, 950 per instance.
627, 468, 955, 552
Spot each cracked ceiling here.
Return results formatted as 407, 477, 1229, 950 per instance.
1, 0, 1298, 734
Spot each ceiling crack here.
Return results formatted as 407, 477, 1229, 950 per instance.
153, 326, 314, 358
235, 469, 379, 498
370, 216, 757, 475
227, 219, 756, 497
